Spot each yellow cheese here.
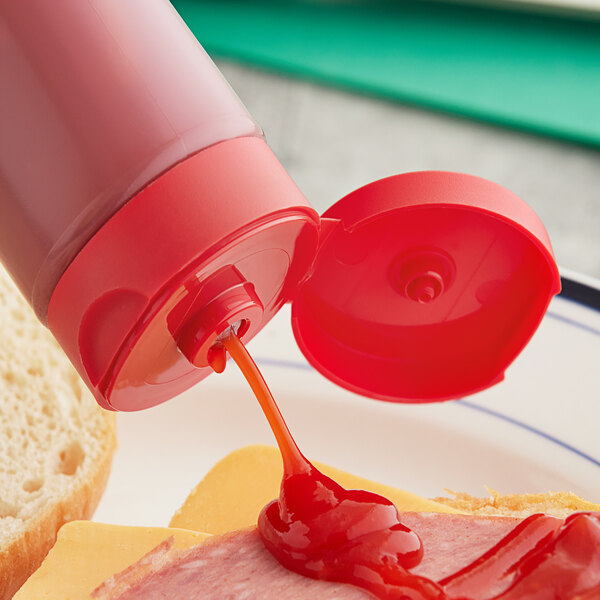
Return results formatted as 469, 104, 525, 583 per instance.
14, 521, 208, 600
170, 444, 461, 533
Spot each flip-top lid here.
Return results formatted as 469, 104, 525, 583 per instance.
291, 171, 561, 403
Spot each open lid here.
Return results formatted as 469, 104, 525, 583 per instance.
291, 171, 561, 403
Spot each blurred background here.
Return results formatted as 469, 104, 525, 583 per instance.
173, 0, 600, 279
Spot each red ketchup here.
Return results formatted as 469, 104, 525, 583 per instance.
440, 511, 600, 599
219, 332, 600, 600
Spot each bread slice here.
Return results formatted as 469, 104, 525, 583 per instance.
0, 266, 117, 599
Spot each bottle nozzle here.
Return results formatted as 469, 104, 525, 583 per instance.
173, 267, 263, 370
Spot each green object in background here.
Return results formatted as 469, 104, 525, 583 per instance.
173, 0, 600, 148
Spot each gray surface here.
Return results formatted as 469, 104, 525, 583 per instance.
218, 60, 600, 280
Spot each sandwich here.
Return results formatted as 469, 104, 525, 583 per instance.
17, 445, 600, 599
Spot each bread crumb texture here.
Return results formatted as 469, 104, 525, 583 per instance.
434, 488, 600, 518
0, 266, 117, 599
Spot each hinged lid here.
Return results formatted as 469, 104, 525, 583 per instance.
291, 171, 561, 403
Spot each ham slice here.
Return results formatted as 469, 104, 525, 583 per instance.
92, 513, 521, 600
92, 527, 369, 599
93, 512, 600, 599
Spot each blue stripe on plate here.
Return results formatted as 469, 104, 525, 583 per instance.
546, 309, 600, 337
457, 400, 600, 469
254, 356, 600, 471
559, 276, 600, 312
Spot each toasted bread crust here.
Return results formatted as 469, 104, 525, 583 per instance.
0, 410, 116, 599
433, 488, 600, 518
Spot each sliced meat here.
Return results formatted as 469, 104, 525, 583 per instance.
400, 512, 521, 581
93, 512, 523, 600
93, 527, 370, 600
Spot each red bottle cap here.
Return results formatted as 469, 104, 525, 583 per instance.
291, 171, 561, 402
47, 137, 320, 411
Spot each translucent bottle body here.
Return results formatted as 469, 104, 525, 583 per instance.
0, 0, 260, 319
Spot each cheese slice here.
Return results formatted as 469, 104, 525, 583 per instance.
170, 444, 461, 533
14, 521, 208, 600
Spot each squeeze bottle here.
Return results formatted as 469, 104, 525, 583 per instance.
0, 0, 560, 411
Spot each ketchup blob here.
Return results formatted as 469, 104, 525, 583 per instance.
217, 332, 600, 600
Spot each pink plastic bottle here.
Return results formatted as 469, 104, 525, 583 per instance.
0, 0, 560, 412
0, 0, 266, 314
0, 0, 321, 410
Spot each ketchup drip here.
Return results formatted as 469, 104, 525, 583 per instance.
217, 331, 600, 600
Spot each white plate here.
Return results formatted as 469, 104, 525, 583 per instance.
94, 275, 600, 527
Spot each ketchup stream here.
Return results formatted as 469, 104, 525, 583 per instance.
219, 332, 600, 600
222, 332, 441, 600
